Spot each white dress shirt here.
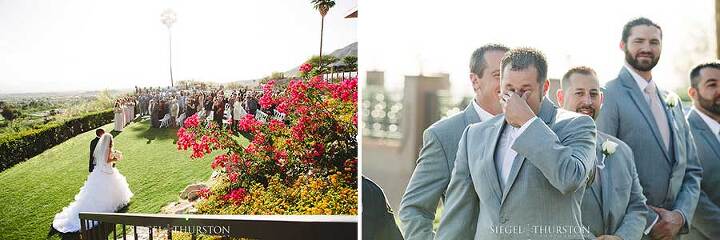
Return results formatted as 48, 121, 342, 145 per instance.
496, 116, 538, 185
472, 99, 495, 122
695, 107, 720, 143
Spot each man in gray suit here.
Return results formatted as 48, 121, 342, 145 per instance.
437, 48, 596, 239
684, 62, 720, 240
596, 17, 702, 240
399, 44, 509, 240
557, 66, 647, 240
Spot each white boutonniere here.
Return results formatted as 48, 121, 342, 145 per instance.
665, 92, 680, 108
599, 139, 618, 169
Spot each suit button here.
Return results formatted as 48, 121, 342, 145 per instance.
501, 217, 508, 223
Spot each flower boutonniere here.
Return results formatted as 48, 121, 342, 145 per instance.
599, 139, 618, 169
665, 92, 680, 108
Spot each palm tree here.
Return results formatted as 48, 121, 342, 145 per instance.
311, 0, 336, 74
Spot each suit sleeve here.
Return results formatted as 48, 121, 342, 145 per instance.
673, 106, 702, 234
399, 129, 451, 240
597, 92, 619, 137
614, 145, 648, 240
512, 116, 596, 194
690, 191, 720, 237
435, 126, 479, 239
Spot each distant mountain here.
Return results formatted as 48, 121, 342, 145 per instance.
285, 42, 357, 76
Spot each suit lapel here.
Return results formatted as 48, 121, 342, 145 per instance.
600, 155, 613, 232
589, 141, 603, 211
619, 68, 672, 162
658, 90, 681, 166
483, 118, 505, 207
689, 110, 720, 158
500, 98, 557, 204
501, 154, 525, 204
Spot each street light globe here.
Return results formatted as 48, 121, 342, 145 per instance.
161, 9, 177, 28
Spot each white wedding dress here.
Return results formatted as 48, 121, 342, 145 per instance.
52, 134, 133, 233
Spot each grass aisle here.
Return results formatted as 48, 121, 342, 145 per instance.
0, 118, 230, 239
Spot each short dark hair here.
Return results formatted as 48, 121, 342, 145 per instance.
501, 47, 548, 83
95, 129, 105, 136
561, 66, 597, 90
689, 61, 720, 88
470, 43, 510, 77
622, 17, 662, 43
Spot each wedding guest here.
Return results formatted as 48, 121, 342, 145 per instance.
245, 94, 260, 115
213, 98, 224, 128
557, 66, 647, 240
170, 98, 179, 128
596, 17, 701, 239
150, 99, 160, 128
399, 43, 508, 240
232, 95, 247, 133
437, 48, 596, 239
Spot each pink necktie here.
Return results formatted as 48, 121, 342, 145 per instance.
645, 83, 670, 151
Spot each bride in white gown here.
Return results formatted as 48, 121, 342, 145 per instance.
52, 133, 133, 233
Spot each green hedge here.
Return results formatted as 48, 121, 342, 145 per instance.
0, 109, 114, 172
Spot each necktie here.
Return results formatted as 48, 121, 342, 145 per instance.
645, 83, 671, 152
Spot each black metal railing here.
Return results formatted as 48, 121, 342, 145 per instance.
79, 212, 357, 240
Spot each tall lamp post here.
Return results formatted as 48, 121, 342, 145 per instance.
161, 9, 177, 87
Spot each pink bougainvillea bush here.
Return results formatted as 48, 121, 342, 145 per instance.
177, 65, 357, 214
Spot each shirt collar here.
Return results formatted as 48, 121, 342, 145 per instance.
694, 107, 720, 136
472, 99, 494, 122
624, 63, 655, 92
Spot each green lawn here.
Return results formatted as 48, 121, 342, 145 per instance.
0, 118, 237, 239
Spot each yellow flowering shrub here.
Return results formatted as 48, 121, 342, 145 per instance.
196, 172, 357, 215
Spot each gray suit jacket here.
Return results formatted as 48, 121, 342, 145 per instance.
399, 103, 481, 240
581, 131, 647, 239
437, 98, 596, 240
684, 110, 720, 239
596, 67, 702, 235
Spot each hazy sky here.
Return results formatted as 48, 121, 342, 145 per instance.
360, 0, 717, 97
0, 0, 357, 94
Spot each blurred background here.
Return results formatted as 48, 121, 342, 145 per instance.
359, 0, 719, 223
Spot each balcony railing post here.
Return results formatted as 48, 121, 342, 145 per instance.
167, 224, 172, 239
80, 218, 87, 239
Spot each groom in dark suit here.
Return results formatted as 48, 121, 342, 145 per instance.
89, 129, 105, 172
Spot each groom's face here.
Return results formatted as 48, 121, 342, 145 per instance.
501, 65, 544, 114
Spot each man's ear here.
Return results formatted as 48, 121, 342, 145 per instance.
688, 87, 697, 101
619, 41, 626, 51
469, 73, 479, 89
556, 89, 565, 106
543, 79, 550, 94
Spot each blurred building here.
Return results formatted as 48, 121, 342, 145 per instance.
363, 72, 461, 211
